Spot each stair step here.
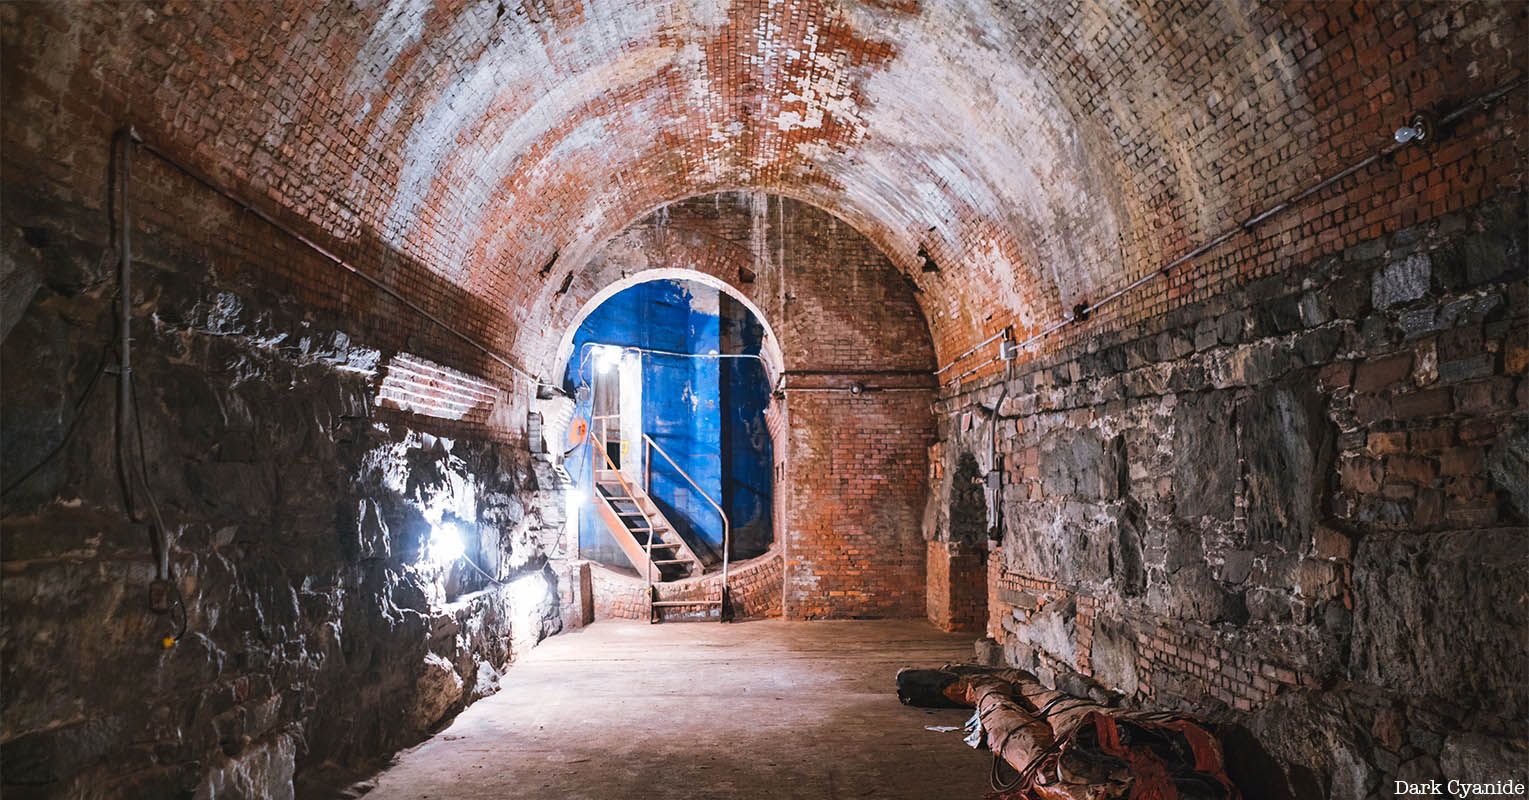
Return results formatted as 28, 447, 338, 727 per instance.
651, 600, 723, 607
652, 558, 694, 565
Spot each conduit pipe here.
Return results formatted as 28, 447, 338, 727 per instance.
113, 127, 170, 580
575, 341, 779, 391
114, 127, 183, 644
937, 76, 1527, 388
780, 386, 932, 393
127, 130, 540, 386
115, 127, 136, 519
934, 328, 1010, 376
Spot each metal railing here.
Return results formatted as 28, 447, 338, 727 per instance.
587, 418, 658, 588
643, 433, 731, 606
584, 413, 733, 619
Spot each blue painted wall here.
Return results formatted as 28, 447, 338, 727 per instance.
720, 301, 774, 557
563, 279, 772, 568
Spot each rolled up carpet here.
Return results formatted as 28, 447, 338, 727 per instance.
895, 666, 1238, 800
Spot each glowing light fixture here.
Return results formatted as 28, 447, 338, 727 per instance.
430, 522, 466, 565
1394, 114, 1432, 145
593, 345, 622, 374
511, 572, 549, 610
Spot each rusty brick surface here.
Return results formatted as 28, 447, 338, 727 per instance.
5, 1, 1520, 383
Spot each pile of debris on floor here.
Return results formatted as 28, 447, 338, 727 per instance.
897, 665, 1239, 800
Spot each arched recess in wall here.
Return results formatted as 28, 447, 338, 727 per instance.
553, 268, 787, 575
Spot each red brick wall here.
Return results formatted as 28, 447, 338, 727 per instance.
782, 391, 934, 619
12, 3, 1519, 383
926, 540, 987, 632
590, 551, 783, 622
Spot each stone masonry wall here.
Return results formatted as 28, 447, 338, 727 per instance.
938, 193, 1528, 799
1, 152, 567, 798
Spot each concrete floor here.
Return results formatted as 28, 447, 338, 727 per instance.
363, 619, 992, 799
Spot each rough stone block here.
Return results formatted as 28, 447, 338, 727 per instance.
1454, 378, 1514, 414
1173, 391, 1236, 520
1239, 380, 1333, 549
1389, 389, 1453, 420
1089, 616, 1140, 696
1354, 353, 1413, 393
1436, 354, 1496, 385
1038, 430, 1119, 502
1439, 733, 1529, 785
1372, 253, 1431, 309
1351, 529, 1529, 714
1366, 431, 1407, 456
1486, 428, 1529, 519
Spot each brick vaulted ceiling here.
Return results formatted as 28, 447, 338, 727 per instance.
4, 1, 1523, 377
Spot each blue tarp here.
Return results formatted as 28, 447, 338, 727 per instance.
563, 279, 772, 567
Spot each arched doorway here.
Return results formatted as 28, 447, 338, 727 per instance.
548, 192, 938, 622
557, 273, 782, 580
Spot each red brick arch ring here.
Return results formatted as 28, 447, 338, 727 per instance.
549, 262, 788, 388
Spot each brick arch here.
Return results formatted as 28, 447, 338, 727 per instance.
535, 182, 974, 376
550, 268, 785, 387
6, 1, 1521, 388
552, 192, 938, 619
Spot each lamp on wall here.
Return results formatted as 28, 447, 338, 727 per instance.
430, 522, 466, 566
593, 345, 622, 374
1393, 114, 1433, 145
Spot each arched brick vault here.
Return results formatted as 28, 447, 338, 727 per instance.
5, 1, 1522, 382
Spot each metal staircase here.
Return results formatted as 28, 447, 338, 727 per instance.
587, 417, 732, 622
590, 464, 706, 581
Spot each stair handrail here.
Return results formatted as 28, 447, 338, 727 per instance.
642, 434, 731, 614
589, 425, 658, 590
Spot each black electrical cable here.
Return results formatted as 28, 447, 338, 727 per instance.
990, 752, 1024, 793
460, 553, 510, 586
167, 579, 188, 646
989, 737, 1066, 793
1, 340, 114, 497
110, 128, 185, 645
129, 371, 171, 572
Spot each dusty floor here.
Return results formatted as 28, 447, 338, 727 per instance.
362, 619, 992, 799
